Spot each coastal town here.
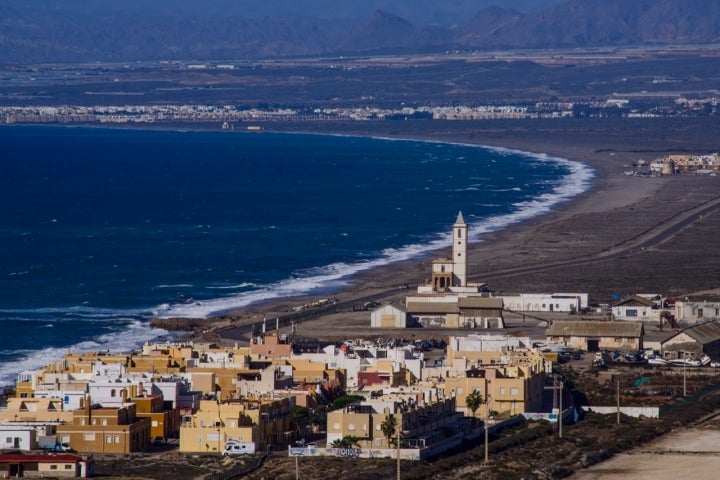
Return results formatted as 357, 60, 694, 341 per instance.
3, 213, 720, 479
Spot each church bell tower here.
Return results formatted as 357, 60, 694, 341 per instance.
452, 211, 467, 287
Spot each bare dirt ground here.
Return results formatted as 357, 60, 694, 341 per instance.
571, 427, 720, 480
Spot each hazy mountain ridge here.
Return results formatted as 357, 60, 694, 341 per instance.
1, 0, 718, 63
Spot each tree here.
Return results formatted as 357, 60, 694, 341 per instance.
331, 394, 365, 411
331, 435, 360, 448
291, 405, 310, 439
466, 390, 484, 424
380, 414, 398, 447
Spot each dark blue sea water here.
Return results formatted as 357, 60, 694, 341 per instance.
0, 125, 593, 386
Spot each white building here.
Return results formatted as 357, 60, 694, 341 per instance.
613, 295, 663, 321
500, 293, 588, 313
370, 304, 408, 328
0, 424, 37, 451
674, 300, 720, 322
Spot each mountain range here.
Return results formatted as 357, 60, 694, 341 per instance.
1, 0, 719, 63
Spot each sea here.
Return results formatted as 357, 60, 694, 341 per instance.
0, 125, 593, 388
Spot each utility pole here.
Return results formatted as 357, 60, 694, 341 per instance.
616, 377, 620, 425
484, 397, 490, 464
558, 378, 563, 439
683, 354, 687, 397
396, 417, 401, 480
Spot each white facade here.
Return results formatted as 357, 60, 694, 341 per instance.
291, 343, 424, 388
448, 334, 534, 353
370, 304, 407, 328
33, 390, 86, 411
500, 293, 588, 312
674, 301, 720, 322
0, 425, 36, 451
452, 211, 467, 287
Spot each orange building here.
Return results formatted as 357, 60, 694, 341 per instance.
132, 394, 180, 442
56, 401, 150, 454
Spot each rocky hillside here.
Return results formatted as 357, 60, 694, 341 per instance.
1, 0, 718, 62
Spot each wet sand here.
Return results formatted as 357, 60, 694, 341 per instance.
203, 117, 720, 331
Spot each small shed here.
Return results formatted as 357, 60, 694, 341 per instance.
661, 321, 720, 360
370, 304, 408, 328
545, 321, 644, 352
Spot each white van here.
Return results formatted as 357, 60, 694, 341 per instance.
222, 440, 256, 456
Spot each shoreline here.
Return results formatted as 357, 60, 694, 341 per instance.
195, 117, 720, 334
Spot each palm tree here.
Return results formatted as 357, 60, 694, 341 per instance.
380, 414, 398, 448
331, 435, 360, 448
465, 390, 484, 424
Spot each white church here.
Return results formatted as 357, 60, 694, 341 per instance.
371, 212, 505, 329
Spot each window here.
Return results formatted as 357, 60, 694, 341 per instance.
511, 388, 519, 395
500, 387, 506, 395
50, 466, 58, 471
84, 433, 96, 441
114, 435, 120, 443
456, 387, 463, 395
458, 229, 462, 238
152, 420, 159, 427
65, 465, 73, 470
102, 419, 107, 426
626, 309, 638, 317
106, 435, 112, 444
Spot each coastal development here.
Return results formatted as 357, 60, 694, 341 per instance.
2, 8, 720, 477
3, 213, 720, 479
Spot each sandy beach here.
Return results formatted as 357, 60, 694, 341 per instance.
196, 116, 720, 335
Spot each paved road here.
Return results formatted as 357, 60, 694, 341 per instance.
474, 193, 720, 282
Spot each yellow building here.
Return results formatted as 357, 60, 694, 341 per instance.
179, 397, 294, 453
0, 397, 74, 423
132, 394, 180, 442
326, 390, 458, 449
444, 360, 546, 419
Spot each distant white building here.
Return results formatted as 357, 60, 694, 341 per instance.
613, 295, 663, 321
500, 293, 588, 313
674, 300, 720, 323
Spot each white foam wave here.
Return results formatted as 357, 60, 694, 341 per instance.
0, 305, 149, 317
153, 139, 593, 320
207, 282, 257, 290
0, 319, 172, 388
154, 284, 194, 289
